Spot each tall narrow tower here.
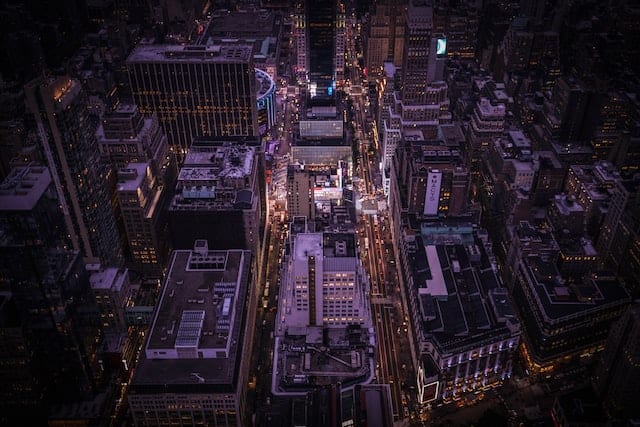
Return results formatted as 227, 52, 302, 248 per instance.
295, 0, 344, 99
25, 76, 123, 266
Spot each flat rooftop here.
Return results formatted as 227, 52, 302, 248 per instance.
131, 246, 251, 391
117, 163, 147, 192
127, 44, 253, 64
521, 256, 630, 322
0, 165, 52, 211
274, 326, 375, 395
180, 145, 254, 180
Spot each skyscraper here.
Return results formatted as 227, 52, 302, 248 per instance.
117, 163, 170, 276
128, 242, 254, 427
25, 76, 123, 265
365, 0, 406, 74
127, 43, 259, 154
307, 0, 336, 98
295, 0, 344, 98
401, 0, 446, 104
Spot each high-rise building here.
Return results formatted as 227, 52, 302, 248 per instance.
401, 1, 447, 94
128, 242, 254, 427
89, 267, 132, 332
0, 167, 98, 419
282, 231, 371, 328
127, 43, 259, 154
400, 227, 521, 404
25, 76, 123, 265
294, 0, 344, 97
596, 176, 640, 267
0, 293, 36, 422
293, 2, 308, 82
512, 255, 630, 373
432, 0, 479, 59
307, 0, 337, 98
365, 0, 406, 73
541, 76, 601, 146
468, 97, 506, 149
384, 0, 450, 139
391, 132, 470, 219
593, 304, 640, 419
564, 161, 619, 238
272, 228, 375, 395
530, 150, 564, 205
168, 140, 263, 255
117, 162, 170, 276
96, 104, 172, 175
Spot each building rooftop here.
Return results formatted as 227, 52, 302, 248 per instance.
553, 194, 584, 215
117, 163, 147, 192
411, 232, 519, 355
521, 256, 630, 322
131, 244, 251, 392
180, 145, 254, 180
0, 165, 52, 211
477, 98, 505, 118
89, 267, 126, 292
127, 44, 253, 64
207, 8, 277, 37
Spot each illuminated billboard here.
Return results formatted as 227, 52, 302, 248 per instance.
423, 171, 442, 216
436, 38, 447, 56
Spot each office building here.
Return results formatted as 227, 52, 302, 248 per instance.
384, 1, 450, 140
201, 7, 283, 80
127, 43, 259, 154
273, 229, 375, 395
25, 76, 123, 265
294, 0, 344, 95
293, 2, 308, 83
96, 104, 173, 176
541, 76, 600, 146
486, 130, 537, 192
89, 267, 132, 332
433, 0, 479, 59
305, 0, 342, 96
0, 168, 97, 418
391, 132, 470, 219
530, 151, 564, 205
365, 0, 406, 73
512, 256, 630, 373
128, 242, 254, 427
468, 97, 506, 149
596, 177, 640, 269
281, 231, 370, 328
593, 304, 640, 419
504, 221, 560, 288
401, 227, 520, 404
117, 162, 170, 275
564, 161, 619, 238
168, 141, 262, 255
